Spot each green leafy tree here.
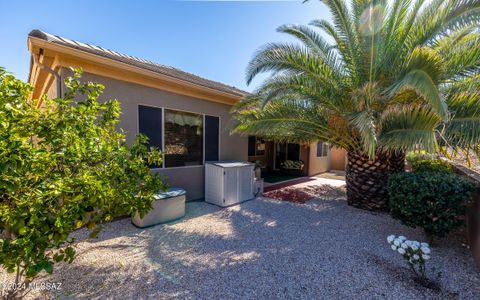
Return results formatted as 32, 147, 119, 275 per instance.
232, 0, 480, 210
0, 68, 166, 298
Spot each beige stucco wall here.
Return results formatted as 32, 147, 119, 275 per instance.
60, 68, 247, 200
300, 145, 310, 175
330, 147, 347, 171
307, 143, 330, 176
45, 78, 58, 99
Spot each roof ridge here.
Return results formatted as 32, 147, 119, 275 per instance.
28, 29, 248, 97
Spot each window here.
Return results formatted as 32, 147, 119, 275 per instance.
138, 106, 220, 168
256, 138, 266, 155
316, 142, 329, 157
248, 136, 265, 156
164, 109, 203, 167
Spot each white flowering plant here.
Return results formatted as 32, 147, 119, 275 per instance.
387, 235, 431, 278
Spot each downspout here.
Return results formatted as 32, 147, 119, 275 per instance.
32, 50, 62, 100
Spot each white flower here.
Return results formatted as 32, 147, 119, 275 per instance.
387, 235, 395, 243
387, 236, 431, 271
421, 247, 431, 254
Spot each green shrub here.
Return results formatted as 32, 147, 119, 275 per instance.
412, 159, 453, 174
0, 68, 166, 298
388, 172, 474, 240
405, 150, 434, 163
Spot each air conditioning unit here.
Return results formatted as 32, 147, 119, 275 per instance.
205, 161, 255, 207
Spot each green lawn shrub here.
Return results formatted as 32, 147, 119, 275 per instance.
412, 159, 454, 174
388, 172, 474, 241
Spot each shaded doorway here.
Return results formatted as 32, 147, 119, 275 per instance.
274, 142, 300, 170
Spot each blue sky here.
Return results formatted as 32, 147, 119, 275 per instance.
0, 0, 330, 91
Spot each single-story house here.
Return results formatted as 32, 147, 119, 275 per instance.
27, 29, 346, 200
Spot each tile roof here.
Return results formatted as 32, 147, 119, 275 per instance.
29, 29, 248, 97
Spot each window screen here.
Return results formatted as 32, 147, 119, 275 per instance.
164, 109, 203, 167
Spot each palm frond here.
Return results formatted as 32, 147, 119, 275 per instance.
232, 96, 354, 149
387, 47, 447, 117
387, 70, 447, 118
276, 24, 345, 74
432, 24, 477, 51
379, 107, 441, 152
309, 19, 355, 73
436, 31, 480, 79
318, 0, 365, 80
446, 73, 480, 93
321, 0, 358, 46
379, 0, 414, 74
254, 74, 345, 110
245, 43, 339, 85
407, 0, 480, 48
442, 90, 480, 149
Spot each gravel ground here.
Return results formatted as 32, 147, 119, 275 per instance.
2, 185, 479, 299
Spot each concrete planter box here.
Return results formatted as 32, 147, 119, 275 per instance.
132, 188, 186, 228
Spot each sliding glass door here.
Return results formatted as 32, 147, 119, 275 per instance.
274, 142, 300, 169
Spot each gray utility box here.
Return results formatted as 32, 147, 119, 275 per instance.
205, 161, 255, 207
132, 188, 186, 228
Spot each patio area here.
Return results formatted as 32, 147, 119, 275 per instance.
9, 182, 479, 299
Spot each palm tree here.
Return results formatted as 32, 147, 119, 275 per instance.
232, 0, 480, 211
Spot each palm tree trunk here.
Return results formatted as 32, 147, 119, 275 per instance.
346, 150, 405, 211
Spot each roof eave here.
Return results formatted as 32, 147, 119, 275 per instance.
27, 36, 247, 104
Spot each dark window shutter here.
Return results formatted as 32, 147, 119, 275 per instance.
205, 115, 219, 161
138, 105, 162, 167
138, 105, 162, 149
248, 136, 256, 156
